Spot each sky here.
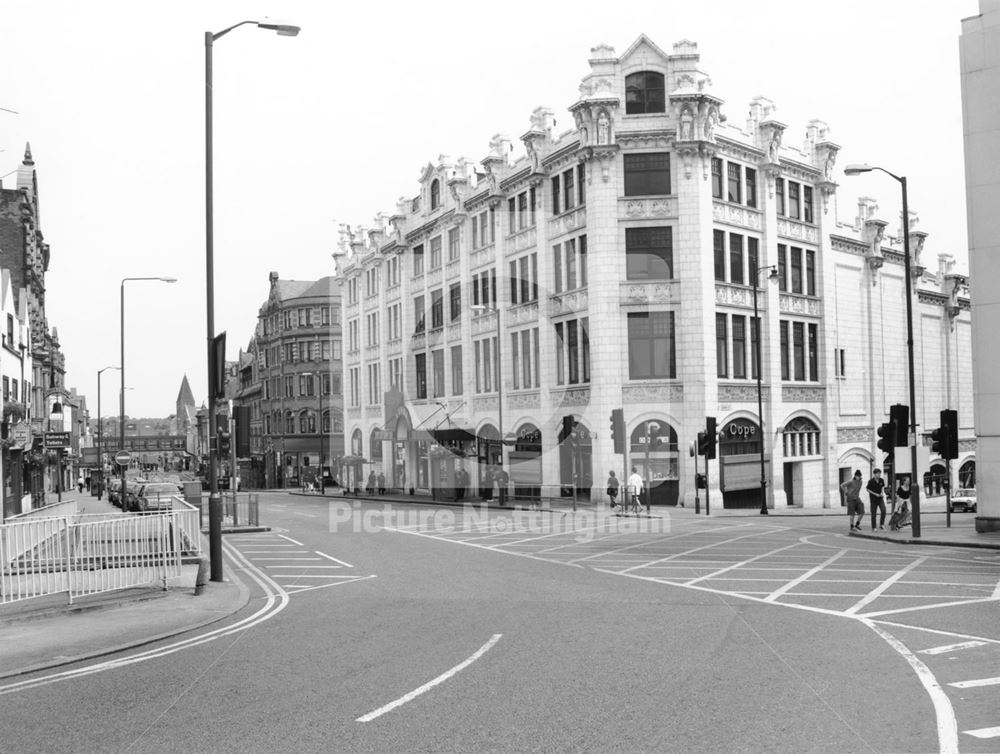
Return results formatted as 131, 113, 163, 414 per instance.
0, 0, 980, 419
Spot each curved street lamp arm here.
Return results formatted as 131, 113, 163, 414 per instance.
210, 20, 258, 42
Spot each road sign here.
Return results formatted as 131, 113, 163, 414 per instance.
10, 423, 30, 446
114, 450, 132, 466
43, 432, 71, 448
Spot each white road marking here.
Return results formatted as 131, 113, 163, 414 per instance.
845, 557, 927, 615
919, 641, 988, 655
270, 574, 365, 579
356, 634, 502, 723
964, 726, 1000, 739
618, 528, 783, 574
315, 551, 353, 567
684, 543, 802, 586
861, 620, 958, 754
949, 676, 1000, 689
252, 557, 322, 561
265, 565, 342, 569
278, 534, 304, 546
856, 596, 1000, 619
993, 577, 1000, 599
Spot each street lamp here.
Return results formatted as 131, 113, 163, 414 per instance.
753, 265, 780, 515
96, 365, 120, 500
471, 304, 504, 505
844, 163, 921, 537
121, 277, 176, 511
47, 364, 63, 502
205, 19, 299, 581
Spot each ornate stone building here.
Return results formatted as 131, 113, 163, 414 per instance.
336, 35, 974, 509
254, 272, 343, 489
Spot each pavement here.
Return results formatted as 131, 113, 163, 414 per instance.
0, 487, 996, 682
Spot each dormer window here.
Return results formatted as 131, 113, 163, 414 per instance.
625, 71, 665, 114
430, 179, 441, 210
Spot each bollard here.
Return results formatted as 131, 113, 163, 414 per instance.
194, 555, 210, 596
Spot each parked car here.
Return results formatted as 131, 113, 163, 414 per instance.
129, 482, 181, 513
950, 488, 977, 513
106, 478, 123, 506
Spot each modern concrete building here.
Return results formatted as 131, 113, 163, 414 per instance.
337, 35, 974, 509
961, 0, 1000, 532
255, 272, 343, 489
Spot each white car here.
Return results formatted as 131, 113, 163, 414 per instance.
950, 488, 977, 513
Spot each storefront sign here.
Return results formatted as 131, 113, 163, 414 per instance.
43, 432, 70, 448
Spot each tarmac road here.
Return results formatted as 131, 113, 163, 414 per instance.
1, 493, 997, 753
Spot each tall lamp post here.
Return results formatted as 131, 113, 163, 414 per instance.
206, 19, 299, 581
844, 164, 921, 537
96, 365, 120, 499
46, 360, 63, 503
753, 265, 780, 515
471, 304, 504, 504
121, 277, 176, 512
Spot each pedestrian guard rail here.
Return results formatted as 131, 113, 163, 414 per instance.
0, 495, 201, 607
194, 492, 260, 530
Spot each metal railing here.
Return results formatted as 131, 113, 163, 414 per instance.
194, 492, 260, 530
1, 502, 193, 606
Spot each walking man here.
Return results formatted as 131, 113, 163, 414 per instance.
840, 470, 865, 531
627, 466, 645, 514
867, 468, 887, 530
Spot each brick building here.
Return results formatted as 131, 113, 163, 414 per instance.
254, 272, 343, 489
336, 35, 974, 509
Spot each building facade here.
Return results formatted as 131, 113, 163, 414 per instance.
961, 0, 1000, 532
337, 36, 974, 509
255, 272, 343, 489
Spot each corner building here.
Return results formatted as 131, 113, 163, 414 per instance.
337, 36, 974, 509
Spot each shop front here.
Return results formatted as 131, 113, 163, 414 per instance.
427, 428, 477, 502
719, 417, 769, 509
628, 420, 679, 506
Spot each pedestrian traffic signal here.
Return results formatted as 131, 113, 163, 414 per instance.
933, 409, 959, 460
876, 422, 894, 455
695, 473, 707, 489
942, 409, 959, 459
609, 408, 625, 454
218, 429, 231, 456
562, 415, 575, 440
889, 403, 909, 446
701, 417, 717, 460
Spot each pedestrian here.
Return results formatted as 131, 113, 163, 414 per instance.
628, 466, 644, 513
497, 466, 509, 506
606, 470, 620, 508
377, 472, 386, 495
366, 471, 376, 496
840, 470, 865, 531
895, 475, 911, 514
867, 468, 887, 530
455, 467, 468, 500
77, 473, 84, 493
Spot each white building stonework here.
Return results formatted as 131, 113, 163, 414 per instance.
337, 35, 974, 510
961, 0, 1000, 532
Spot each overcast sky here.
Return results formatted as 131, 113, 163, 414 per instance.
1, 0, 979, 419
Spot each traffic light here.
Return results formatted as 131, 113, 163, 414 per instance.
876, 422, 894, 455
562, 415, 575, 440
610, 408, 625, 454
695, 473, 707, 489
934, 409, 959, 460
889, 404, 909, 446
697, 431, 707, 456
218, 429, 231, 456
703, 417, 717, 460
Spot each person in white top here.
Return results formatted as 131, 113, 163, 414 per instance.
627, 467, 645, 512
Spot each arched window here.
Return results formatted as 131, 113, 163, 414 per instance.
625, 71, 665, 114
333, 409, 344, 433
285, 411, 295, 434
782, 417, 820, 457
322, 409, 330, 434
430, 179, 441, 210
299, 410, 315, 434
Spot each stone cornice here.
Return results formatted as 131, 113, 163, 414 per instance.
616, 130, 672, 150
541, 140, 582, 170
404, 209, 456, 244
713, 136, 764, 165
499, 166, 533, 193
